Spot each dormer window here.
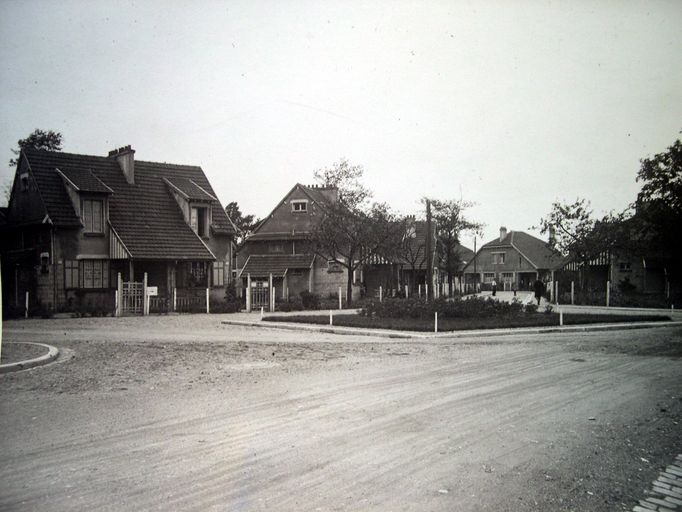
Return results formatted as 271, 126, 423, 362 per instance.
291, 200, 308, 213
191, 206, 209, 237
82, 198, 104, 234
20, 172, 30, 192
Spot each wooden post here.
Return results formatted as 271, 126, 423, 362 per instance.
434, 312, 438, 333
559, 310, 563, 326
269, 273, 274, 313
143, 272, 149, 315
329, 309, 333, 325
604, 280, 610, 306
116, 272, 123, 317
571, 281, 575, 305
173, 287, 177, 312
405, 284, 409, 299
555, 281, 559, 305
25, 291, 29, 318
260, 306, 264, 319
246, 273, 251, 312
379, 286, 383, 302
271, 286, 276, 312
338, 286, 342, 310
418, 284, 422, 298
425, 284, 429, 302
206, 288, 210, 314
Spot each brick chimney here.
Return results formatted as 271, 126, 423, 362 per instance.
499, 226, 507, 242
108, 145, 135, 184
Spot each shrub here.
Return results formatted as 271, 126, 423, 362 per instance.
360, 296, 527, 320
543, 304, 554, 314
299, 291, 320, 310
524, 303, 538, 314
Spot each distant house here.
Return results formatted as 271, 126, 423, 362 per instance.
237, 183, 360, 309
462, 227, 562, 292
1, 146, 235, 315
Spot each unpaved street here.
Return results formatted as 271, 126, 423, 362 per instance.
1, 316, 681, 511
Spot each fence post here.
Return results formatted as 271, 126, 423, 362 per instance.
260, 306, 264, 319
419, 284, 422, 298
143, 273, 149, 315
555, 281, 559, 305
425, 284, 429, 302
405, 284, 409, 299
25, 291, 29, 318
571, 281, 575, 305
117, 272, 123, 317
379, 286, 383, 302
269, 273, 274, 312
206, 288, 210, 314
338, 286, 342, 310
246, 273, 251, 312
606, 280, 610, 307
559, 309, 563, 326
329, 309, 333, 325
173, 287, 177, 312
434, 312, 438, 333
272, 286, 276, 312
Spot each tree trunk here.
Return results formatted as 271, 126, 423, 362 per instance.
346, 266, 354, 307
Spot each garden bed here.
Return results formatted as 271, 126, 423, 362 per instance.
262, 313, 671, 332
1, 342, 49, 365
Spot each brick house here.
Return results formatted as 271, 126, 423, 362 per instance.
236, 183, 361, 308
1, 146, 235, 315
462, 227, 562, 292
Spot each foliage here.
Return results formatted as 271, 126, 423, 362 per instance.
360, 296, 524, 320
299, 290, 320, 310
313, 158, 372, 209
523, 303, 538, 314
429, 198, 483, 294
225, 201, 260, 244
543, 304, 554, 314
9, 129, 63, 167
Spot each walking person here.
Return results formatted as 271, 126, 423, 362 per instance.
491, 279, 497, 297
533, 278, 545, 306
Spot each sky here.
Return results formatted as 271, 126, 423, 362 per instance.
1, 0, 681, 250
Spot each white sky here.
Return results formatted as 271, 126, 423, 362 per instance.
1, 0, 681, 249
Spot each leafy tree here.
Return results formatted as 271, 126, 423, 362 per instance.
396, 216, 427, 289
429, 199, 482, 295
224, 201, 260, 244
9, 129, 62, 167
633, 134, 682, 250
309, 160, 403, 306
537, 199, 623, 291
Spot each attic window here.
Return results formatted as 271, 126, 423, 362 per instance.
191, 206, 209, 237
82, 198, 104, 234
291, 200, 308, 213
492, 252, 505, 265
20, 172, 29, 192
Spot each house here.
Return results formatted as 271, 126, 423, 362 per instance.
462, 227, 562, 292
1, 146, 235, 316
236, 183, 361, 309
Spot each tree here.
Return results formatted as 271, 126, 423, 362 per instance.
633, 134, 682, 250
429, 199, 483, 295
224, 201, 260, 244
9, 129, 63, 167
396, 216, 427, 289
309, 160, 402, 306
537, 199, 623, 292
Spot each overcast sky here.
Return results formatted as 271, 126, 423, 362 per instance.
1, 0, 681, 249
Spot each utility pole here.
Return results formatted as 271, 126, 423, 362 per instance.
425, 199, 433, 300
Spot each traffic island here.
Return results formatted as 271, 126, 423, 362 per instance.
0, 342, 60, 373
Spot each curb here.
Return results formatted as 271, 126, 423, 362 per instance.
0, 342, 60, 374
221, 319, 682, 340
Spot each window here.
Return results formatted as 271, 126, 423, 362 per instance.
491, 252, 505, 265
212, 261, 225, 287
291, 200, 308, 213
82, 199, 104, 234
20, 172, 30, 192
327, 260, 343, 273
65, 260, 79, 289
483, 272, 495, 283
190, 206, 209, 237
619, 262, 632, 273
79, 259, 110, 289
188, 261, 207, 286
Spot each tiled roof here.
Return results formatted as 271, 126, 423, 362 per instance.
477, 230, 562, 270
240, 254, 315, 277
165, 177, 216, 201
57, 167, 113, 193
22, 148, 234, 260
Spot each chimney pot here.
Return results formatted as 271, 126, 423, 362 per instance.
499, 226, 507, 243
109, 145, 135, 184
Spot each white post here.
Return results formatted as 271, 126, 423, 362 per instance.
269, 273, 274, 313
260, 306, 264, 319
425, 284, 429, 302
338, 286, 342, 310
555, 281, 559, 305
606, 280, 610, 307
418, 284, 422, 298
379, 286, 383, 302
206, 288, 210, 314
434, 312, 438, 333
173, 287, 177, 312
571, 281, 575, 305
25, 291, 29, 318
329, 309, 333, 325
272, 286, 276, 312
117, 272, 123, 317
405, 284, 409, 299
246, 273, 252, 312
559, 309, 563, 326
143, 273, 149, 316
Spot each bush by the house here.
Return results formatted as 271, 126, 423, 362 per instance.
299, 291, 320, 310
360, 296, 527, 320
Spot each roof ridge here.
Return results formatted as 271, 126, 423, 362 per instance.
24, 148, 203, 170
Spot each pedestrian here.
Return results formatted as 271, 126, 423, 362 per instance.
533, 278, 545, 306
491, 279, 497, 297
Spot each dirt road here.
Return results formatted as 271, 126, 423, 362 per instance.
1, 316, 681, 511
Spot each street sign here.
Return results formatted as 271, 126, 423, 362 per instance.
147, 286, 158, 296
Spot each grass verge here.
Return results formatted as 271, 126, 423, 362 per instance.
262, 313, 671, 332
